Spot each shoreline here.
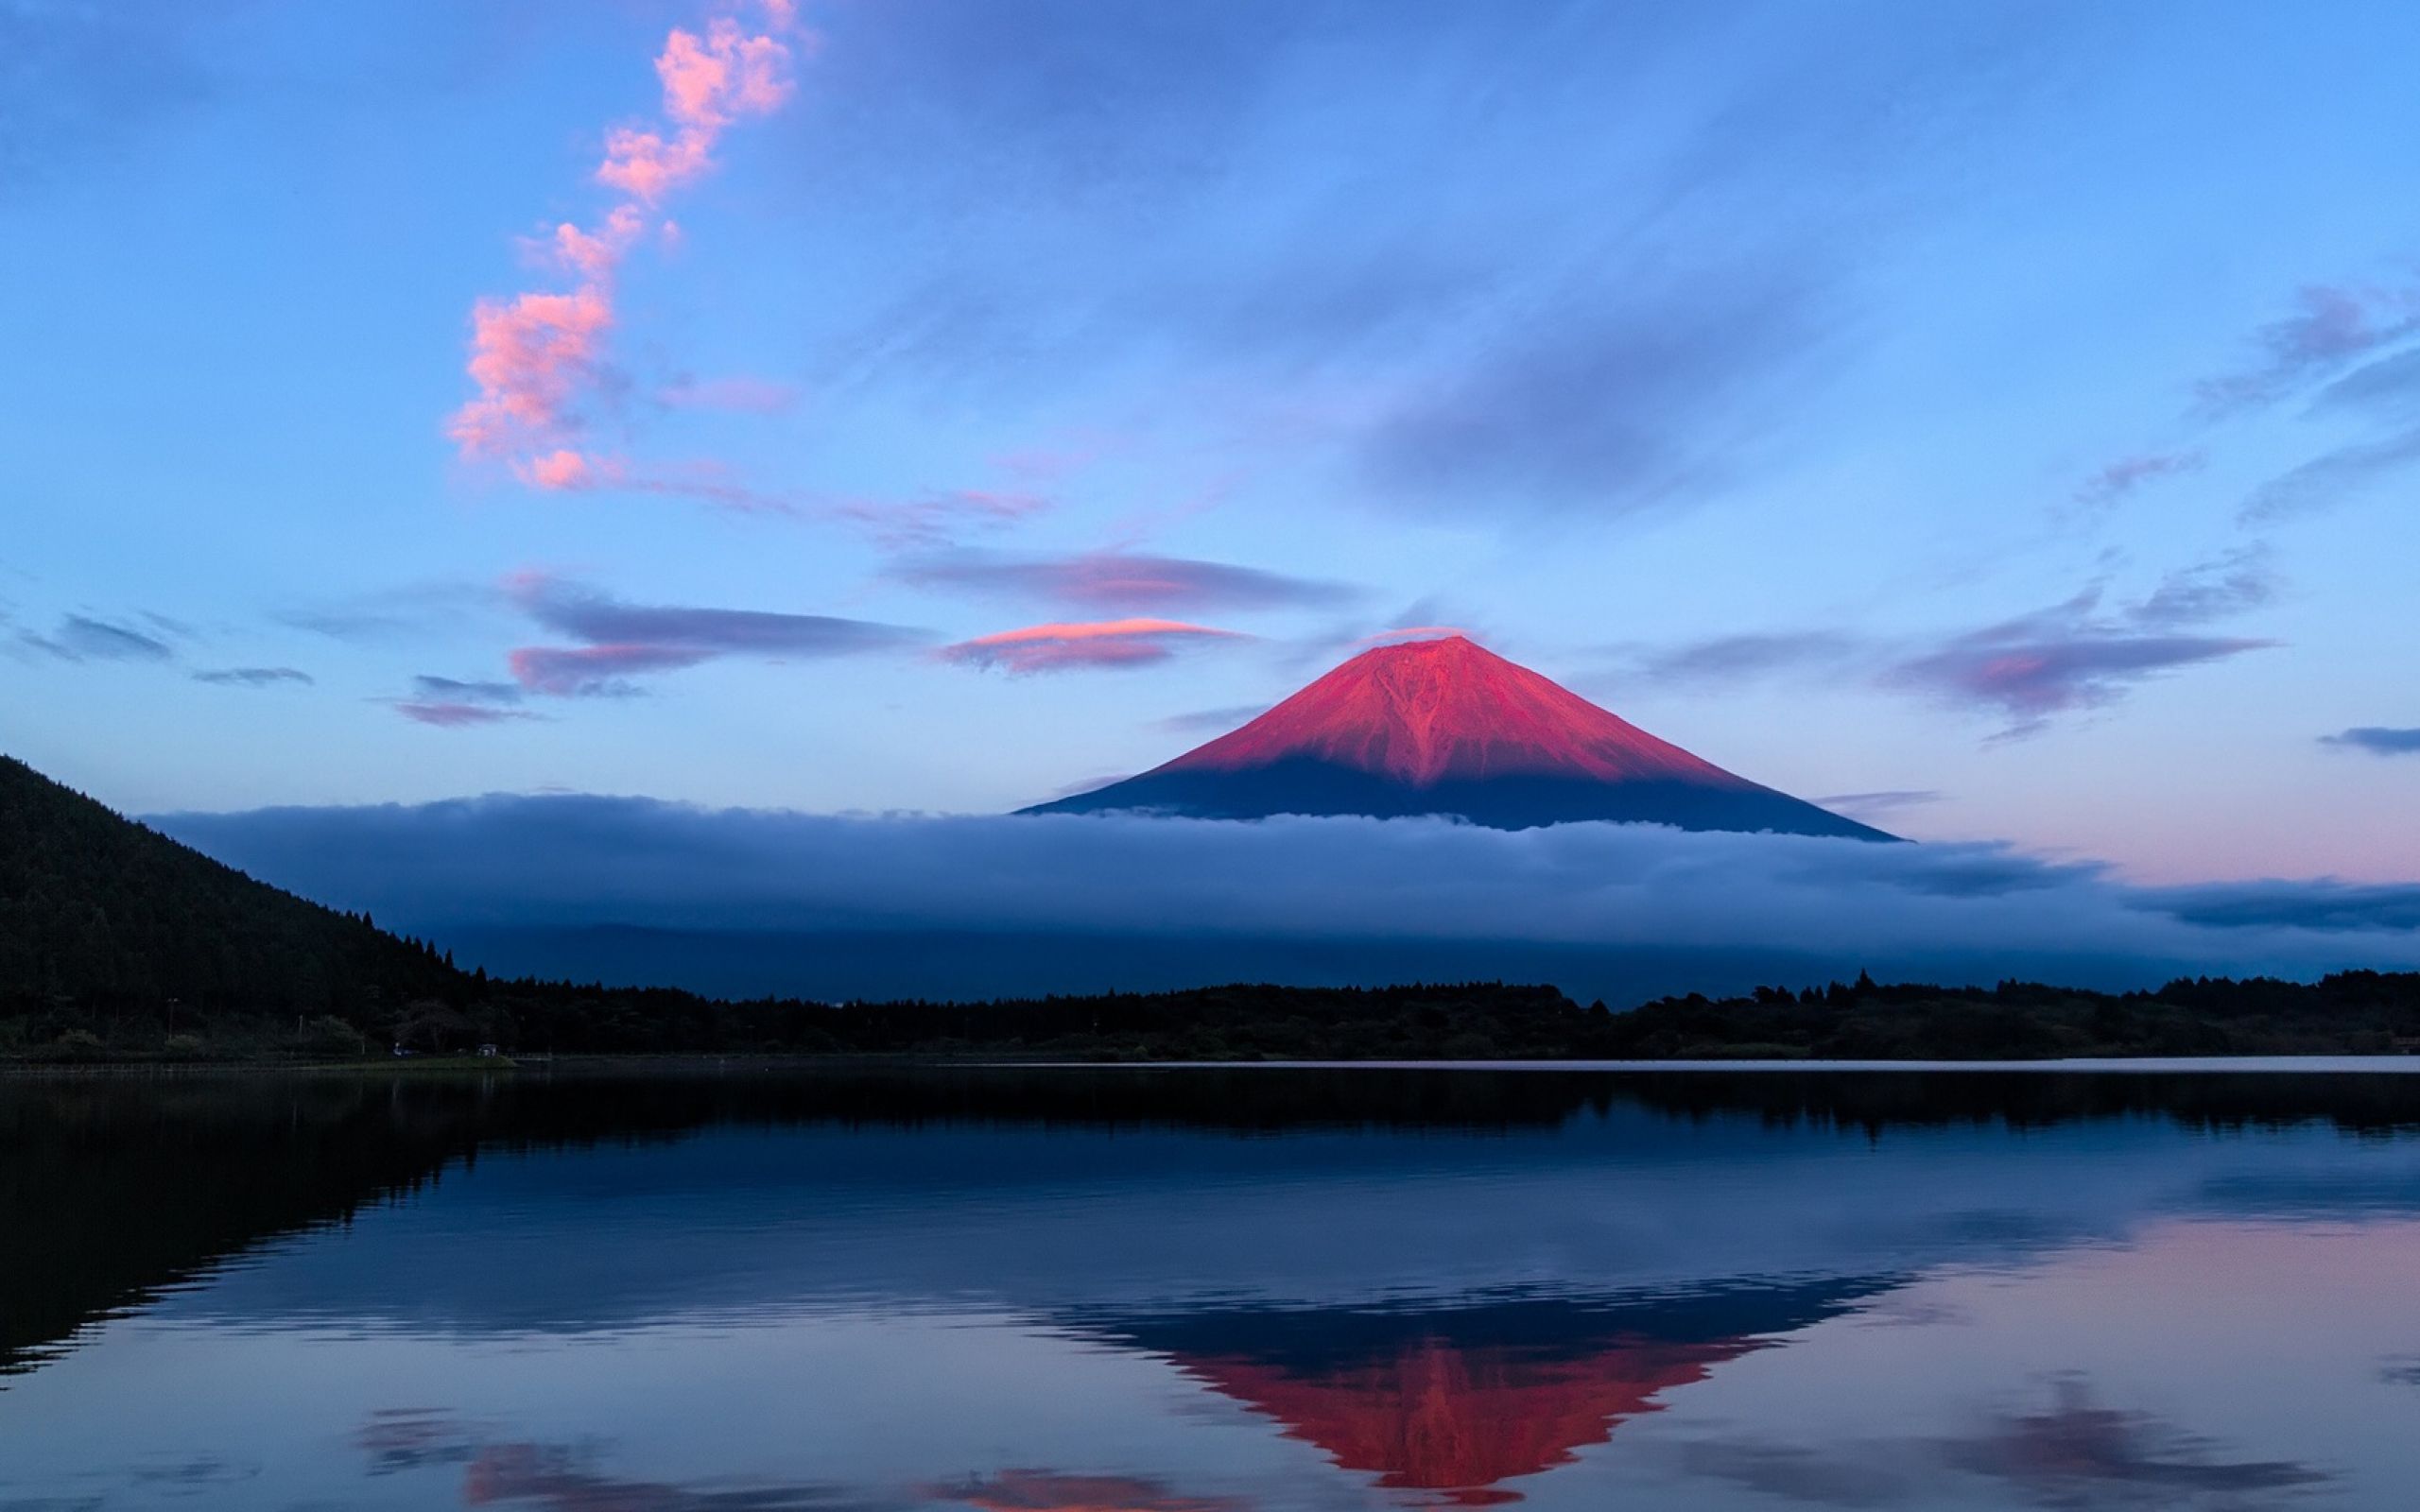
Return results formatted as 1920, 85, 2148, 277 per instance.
8, 1051, 2420, 1078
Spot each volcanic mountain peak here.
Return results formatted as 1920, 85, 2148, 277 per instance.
1166, 634, 1744, 789
1027, 634, 1895, 840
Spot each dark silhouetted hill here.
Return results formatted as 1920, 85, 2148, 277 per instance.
0, 755, 463, 1034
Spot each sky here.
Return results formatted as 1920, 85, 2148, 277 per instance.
6, 0, 2420, 954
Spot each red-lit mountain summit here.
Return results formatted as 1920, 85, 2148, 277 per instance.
1028, 635, 1893, 839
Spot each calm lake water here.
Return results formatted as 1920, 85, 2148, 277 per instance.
6, 1066, 2420, 1510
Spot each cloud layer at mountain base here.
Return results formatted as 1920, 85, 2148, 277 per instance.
150, 799, 2420, 1005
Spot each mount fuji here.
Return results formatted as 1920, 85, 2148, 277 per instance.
1025, 634, 1894, 840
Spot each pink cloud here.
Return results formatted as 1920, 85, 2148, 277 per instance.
515, 448, 618, 490
447, 287, 614, 458
510, 644, 715, 696
597, 13, 799, 202
941, 617, 1246, 674
449, 3, 802, 482
545, 204, 644, 281
596, 126, 716, 203
660, 16, 795, 129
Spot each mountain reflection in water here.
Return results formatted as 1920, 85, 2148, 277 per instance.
2, 1065, 2418, 1510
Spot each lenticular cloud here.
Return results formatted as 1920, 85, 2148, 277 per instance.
152, 798, 2420, 1004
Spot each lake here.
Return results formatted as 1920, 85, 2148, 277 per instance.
5, 1065, 2419, 1509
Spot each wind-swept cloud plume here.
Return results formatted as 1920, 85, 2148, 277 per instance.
942, 618, 1246, 674
193, 666, 312, 688
2322, 727, 2420, 757
893, 549, 1356, 614
506, 573, 924, 696
447, 3, 803, 488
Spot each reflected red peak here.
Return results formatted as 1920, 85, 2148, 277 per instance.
1175, 1334, 1758, 1501
1160, 635, 1743, 790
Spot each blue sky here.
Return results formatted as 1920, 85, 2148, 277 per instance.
7, 0, 2420, 886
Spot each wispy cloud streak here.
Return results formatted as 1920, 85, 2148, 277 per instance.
2074, 451, 2203, 510
2198, 283, 2420, 414
2321, 727, 2420, 757
1892, 563, 2278, 737
506, 573, 924, 696
388, 673, 537, 729
893, 549, 1355, 614
194, 666, 312, 687
18, 613, 175, 662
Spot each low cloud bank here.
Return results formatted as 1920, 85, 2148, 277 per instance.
154, 799, 2420, 1005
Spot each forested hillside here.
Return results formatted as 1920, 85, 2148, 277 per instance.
0, 756, 463, 1040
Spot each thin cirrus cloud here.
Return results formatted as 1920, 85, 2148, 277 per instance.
1357, 268, 1826, 519
656, 375, 801, 413
891, 548, 1357, 614
192, 666, 313, 688
390, 701, 541, 730
1154, 703, 1270, 737
2073, 451, 2204, 510
1899, 552, 2278, 737
447, 1, 803, 490
1816, 789, 1947, 820
1606, 551, 2278, 741
941, 618, 1247, 675
2238, 422, 2420, 524
2176, 276, 2420, 525
505, 574, 925, 697
1623, 630, 1869, 688
1889, 578, 2276, 738
389, 674, 539, 730
17, 613, 175, 663
2196, 283, 2420, 415
2077, 276, 2420, 529
2321, 727, 2420, 757
830, 490, 1051, 550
